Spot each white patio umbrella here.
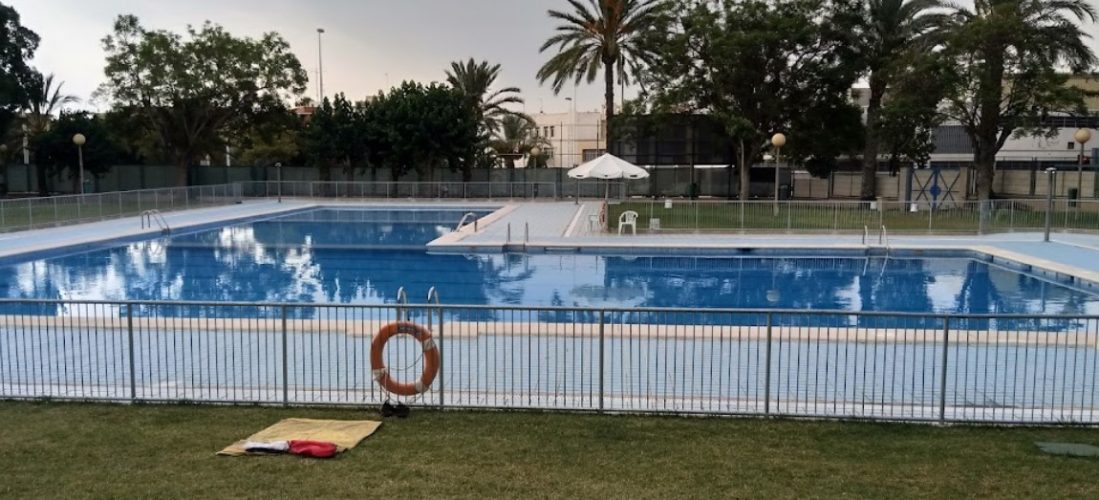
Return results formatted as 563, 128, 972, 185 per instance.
567, 153, 649, 199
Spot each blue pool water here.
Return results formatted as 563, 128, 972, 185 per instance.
0, 208, 1096, 323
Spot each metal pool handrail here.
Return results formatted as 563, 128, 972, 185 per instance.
455, 212, 479, 232
140, 210, 171, 234
395, 287, 408, 321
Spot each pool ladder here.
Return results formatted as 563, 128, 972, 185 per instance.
455, 212, 479, 232
863, 225, 892, 277
395, 286, 443, 321
141, 210, 171, 234
863, 225, 890, 251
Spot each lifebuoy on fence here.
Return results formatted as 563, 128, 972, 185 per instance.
370, 321, 440, 396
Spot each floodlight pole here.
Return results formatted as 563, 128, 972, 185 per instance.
1044, 167, 1056, 242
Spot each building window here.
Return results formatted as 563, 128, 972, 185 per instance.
1068, 142, 1076, 150
583, 149, 606, 162
550, 126, 555, 138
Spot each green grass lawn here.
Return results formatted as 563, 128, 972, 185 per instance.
2, 402, 1098, 498
606, 201, 1099, 233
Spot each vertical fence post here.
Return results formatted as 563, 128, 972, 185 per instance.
598, 309, 605, 412
739, 201, 745, 231
694, 201, 700, 232
786, 202, 792, 231
26, 198, 31, 229
764, 312, 773, 415
127, 303, 136, 401
437, 305, 445, 410
281, 305, 289, 406
1009, 199, 1015, 231
939, 316, 950, 424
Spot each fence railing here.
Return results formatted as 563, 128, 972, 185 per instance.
0, 184, 243, 234
242, 180, 565, 200
603, 198, 1099, 234
1, 298, 1096, 424
239, 180, 1099, 235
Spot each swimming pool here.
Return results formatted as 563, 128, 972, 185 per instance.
1, 205, 1097, 422
0, 207, 1095, 319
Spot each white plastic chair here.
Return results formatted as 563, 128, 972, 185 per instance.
618, 210, 638, 235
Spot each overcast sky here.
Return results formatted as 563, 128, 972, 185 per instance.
8, 0, 1099, 115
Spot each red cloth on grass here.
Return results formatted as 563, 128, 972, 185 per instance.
288, 440, 338, 459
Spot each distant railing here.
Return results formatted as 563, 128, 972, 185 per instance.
0, 298, 1096, 425
601, 198, 1099, 235
243, 180, 563, 200
0, 184, 243, 234
239, 181, 1099, 235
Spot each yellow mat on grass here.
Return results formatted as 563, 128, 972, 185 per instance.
218, 418, 382, 457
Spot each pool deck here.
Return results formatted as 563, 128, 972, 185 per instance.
5, 199, 1099, 289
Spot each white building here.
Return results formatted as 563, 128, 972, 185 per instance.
849, 80, 1099, 166
529, 111, 607, 168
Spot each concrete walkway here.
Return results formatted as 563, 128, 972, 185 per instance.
0, 200, 312, 259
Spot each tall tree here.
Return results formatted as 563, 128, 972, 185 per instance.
364, 82, 481, 181
302, 94, 367, 182
32, 111, 120, 194
641, 0, 864, 200
876, 52, 954, 173
445, 59, 523, 134
22, 73, 79, 195
490, 114, 547, 168
942, 0, 1097, 202
537, 0, 667, 148
0, 2, 39, 141
98, 15, 307, 186
857, 0, 950, 200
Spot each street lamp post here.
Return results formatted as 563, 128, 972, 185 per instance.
1075, 128, 1091, 206
0, 144, 8, 196
276, 162, 283, 203
317, 28, 326, 102
72, 133, 86, 195
771, 133, 786, 216
1045, 167, 1057, 242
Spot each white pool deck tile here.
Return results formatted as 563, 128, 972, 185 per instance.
5, 199, 1099, 286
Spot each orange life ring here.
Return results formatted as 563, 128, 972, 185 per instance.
370, 321, 440, 396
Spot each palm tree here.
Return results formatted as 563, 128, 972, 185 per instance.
445, 59, 523, 134
23, 73, 79, 137
537, 0, 667, 147
22, 73, 79, 195
945, 0, 1097, 202
858, 0, 950, 201
490, 114, 546, 169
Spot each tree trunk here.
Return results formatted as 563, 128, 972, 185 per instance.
738, 138, 750, 201
176, 156, 189, 187
860, 73, 887, 200
604, 59, 616, 154
36, 162, 49, 196
973, 48, 1005, 201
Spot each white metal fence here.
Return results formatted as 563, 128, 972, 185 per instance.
1, 299, 1096, 424
0, 184, 242, 233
